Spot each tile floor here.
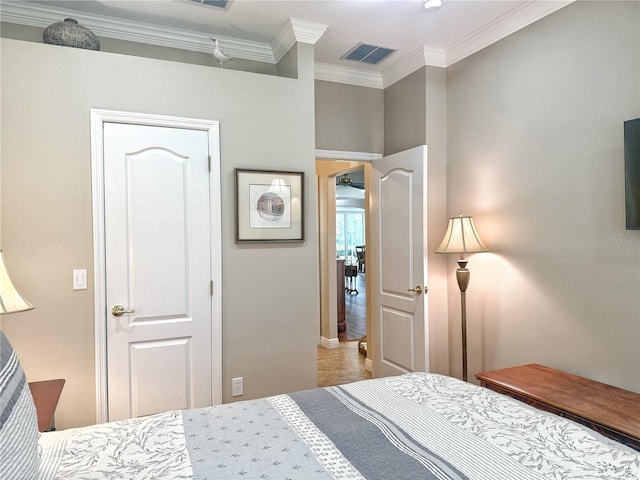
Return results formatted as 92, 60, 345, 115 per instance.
317, 340, 371, 388
318, 268, 371, 388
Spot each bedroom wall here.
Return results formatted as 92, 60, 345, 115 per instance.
315, 80, 384, 154
381, 65, 451, 376
384, 67, 427, 157
0, 38, 319, 429
423, 66, 450, 377
446, 0, 640, 391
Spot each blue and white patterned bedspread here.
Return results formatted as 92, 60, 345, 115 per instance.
38, 373, 640, 479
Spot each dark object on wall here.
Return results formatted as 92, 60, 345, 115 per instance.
43, 18, 100, 51
337, 259, 346, 334
624, 118, 640, 230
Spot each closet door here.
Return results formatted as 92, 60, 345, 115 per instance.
101, 121, 217, 421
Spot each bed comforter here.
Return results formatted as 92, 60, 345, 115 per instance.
38, 373, 640, 479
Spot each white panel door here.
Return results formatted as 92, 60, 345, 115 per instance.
370, 146, 428, 377
104, 123, 212, 421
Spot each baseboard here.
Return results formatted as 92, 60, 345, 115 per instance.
364, 357, 373, 372
320, 336, 340, 349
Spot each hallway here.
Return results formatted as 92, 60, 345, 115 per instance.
318, 271, 370, 387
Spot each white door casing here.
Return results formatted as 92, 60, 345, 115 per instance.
370, 146, 428, 377
315, 150, 381, 355
91, 110, 222, 423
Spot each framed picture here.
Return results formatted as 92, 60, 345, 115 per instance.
235, 168, 304, 242
625, 118, 640, 230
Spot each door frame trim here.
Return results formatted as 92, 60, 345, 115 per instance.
90, 109, 223, 423
316, 150, 377, 372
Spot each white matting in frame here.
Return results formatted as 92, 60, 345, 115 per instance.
235, 169, 304, 242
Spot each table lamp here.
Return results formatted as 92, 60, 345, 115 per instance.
435, 215, 489, 381
0, 250, 34, 314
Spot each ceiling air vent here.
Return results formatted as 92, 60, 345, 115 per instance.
190, 0, 232, 10
341, 43, 397, 65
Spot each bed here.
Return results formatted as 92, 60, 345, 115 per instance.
2, 332, 639, 480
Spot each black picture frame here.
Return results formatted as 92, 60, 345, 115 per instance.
624, 118, 640, 230
235, 168, 304, 242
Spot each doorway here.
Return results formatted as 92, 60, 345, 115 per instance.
316, 156, 376, 384
336, 168, 366, 343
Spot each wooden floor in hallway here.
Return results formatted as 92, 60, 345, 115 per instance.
342, 272, 366, 341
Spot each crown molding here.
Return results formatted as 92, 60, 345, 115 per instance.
315, 45, 447, 89
272, 17, 328, 63
382, 45, 446, 88
316, 150, 382, 161
1, 0, 573, 86
0, 0, 275, 63
315, 63, 384, 89
271, 18, 297, 63
290, 17, 328, 45
325, 1, 575, 88
444, 0, 575, 66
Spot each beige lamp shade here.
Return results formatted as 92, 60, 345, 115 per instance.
0, 251, 34, 314
435, 215, 488, 382
436, 215, 489, 255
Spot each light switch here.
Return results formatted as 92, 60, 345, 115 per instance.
73, 269, 87, 290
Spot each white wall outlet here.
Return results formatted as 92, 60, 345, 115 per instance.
232, 377, 243, 396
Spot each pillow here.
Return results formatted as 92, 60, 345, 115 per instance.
0, 331, 39, 480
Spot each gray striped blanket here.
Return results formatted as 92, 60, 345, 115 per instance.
39, 373, 639, 479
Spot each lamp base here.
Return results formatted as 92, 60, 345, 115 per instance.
456, 260, 470, 382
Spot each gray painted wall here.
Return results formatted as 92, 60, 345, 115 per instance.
446, 0, 640, 390
315, 80, 384, 154
381, 65, 451, 375
1, 38, 319, 429
423, 66, 450, 375
384, 67, 427, 156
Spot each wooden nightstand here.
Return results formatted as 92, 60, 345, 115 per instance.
28, 379, 65, 432
475, 364, 640, 451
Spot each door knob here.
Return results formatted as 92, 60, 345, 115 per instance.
407, 286, 423, 295
111, 304, 136, 317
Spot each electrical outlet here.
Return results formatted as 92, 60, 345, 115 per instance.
232, 377, 243, 396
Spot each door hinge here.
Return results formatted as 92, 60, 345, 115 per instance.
208, 155, 211, 172
210, 280, 214, 296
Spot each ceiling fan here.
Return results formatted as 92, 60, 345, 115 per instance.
336, 173, 365, 190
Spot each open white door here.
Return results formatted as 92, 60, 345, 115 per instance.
95, 117, 221, 422
370, 146, 428, 377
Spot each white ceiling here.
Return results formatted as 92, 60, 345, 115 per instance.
3, 0, 573, 87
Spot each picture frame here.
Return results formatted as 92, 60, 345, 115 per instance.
235, 168, 304, 242
624, 118, 640, 230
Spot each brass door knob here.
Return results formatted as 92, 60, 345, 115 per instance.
111, 304, 136, 317
407, 286, 423, 295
